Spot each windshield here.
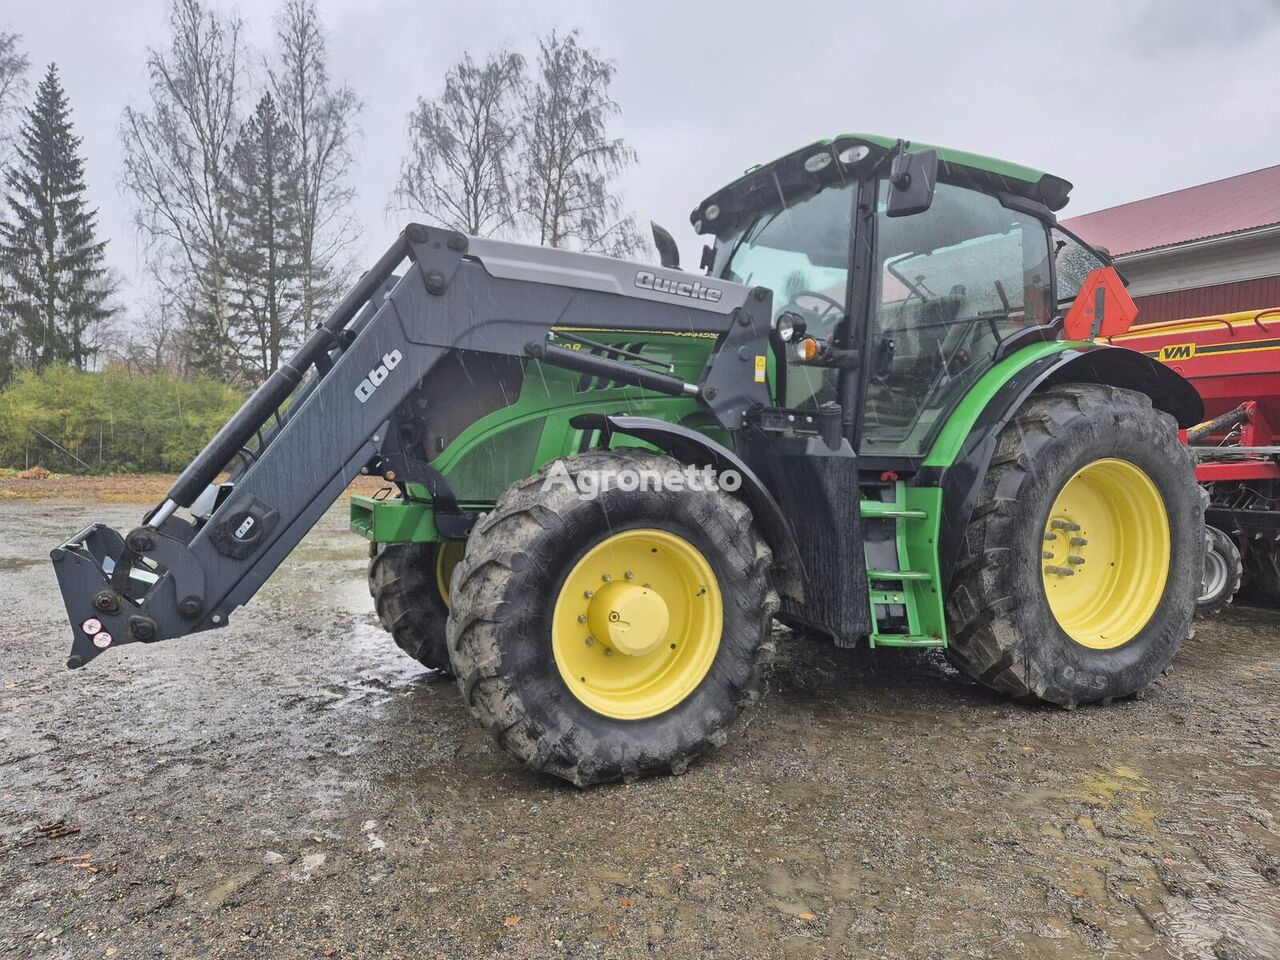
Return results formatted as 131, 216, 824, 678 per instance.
712, 181, 855, 318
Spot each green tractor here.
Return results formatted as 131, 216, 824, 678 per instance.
53, 134, 1203, 787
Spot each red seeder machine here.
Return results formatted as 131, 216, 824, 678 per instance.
1110, 309, 1280, 610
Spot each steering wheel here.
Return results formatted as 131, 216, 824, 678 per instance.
782, 290, 846, 340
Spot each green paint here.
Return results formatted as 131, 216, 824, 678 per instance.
863, 483, 946, 648
841, 133, 1049, 186
351, 331, 723, 543
922, 341, 1086, 468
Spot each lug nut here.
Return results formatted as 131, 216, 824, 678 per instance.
602, 573, 612, 582
577, 614, 587, 623
1067, 556, 1086, 565
1042, 551, 1054, 560
1044, 565, 1075, 577
583, 590, 593, 599
585, 636, 595, 646
624, 571, 634, 580
1070, 537, 1088, 547
604, 648, 613, 657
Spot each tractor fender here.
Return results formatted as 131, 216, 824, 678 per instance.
927, 343, 1203, 590
569, 414, 805, 599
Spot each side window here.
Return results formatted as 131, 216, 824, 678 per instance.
861, 181, 1052, 456
1052, 228, 1107, 306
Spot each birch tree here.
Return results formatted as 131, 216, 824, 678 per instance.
120, 0, 244, 378
519, 30, 642, 257
0, 30, 28, 166
268, 0, 360, 328
394, 50, 524, 236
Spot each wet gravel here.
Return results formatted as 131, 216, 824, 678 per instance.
2, 499, 1280, 959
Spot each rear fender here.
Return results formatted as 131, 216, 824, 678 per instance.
927, 343, 1203, 590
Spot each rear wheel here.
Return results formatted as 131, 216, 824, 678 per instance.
1198, 526, 1242, 615
368, 540, 464, 674
446, 448, 777, 786
946, 384, 1201, 706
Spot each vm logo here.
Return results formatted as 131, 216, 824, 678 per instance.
355, 349, 403, 403
1158, 343, 1196, 362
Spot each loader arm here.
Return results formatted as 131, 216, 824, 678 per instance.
51, 225, 773, 668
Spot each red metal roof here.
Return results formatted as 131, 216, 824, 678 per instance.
1061, 164, 1280, 257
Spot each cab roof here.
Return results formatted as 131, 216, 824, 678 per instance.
691, 133, 1073, 233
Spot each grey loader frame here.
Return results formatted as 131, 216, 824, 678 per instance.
51, 225, 778, 668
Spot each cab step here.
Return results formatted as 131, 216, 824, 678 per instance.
867, 569, 931, 581
862, 481, 947, 651
869, 633, 946, 648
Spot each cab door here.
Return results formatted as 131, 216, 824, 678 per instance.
857, 180, 1054, 458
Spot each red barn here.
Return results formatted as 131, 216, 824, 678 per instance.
1062, 165, 1280, 325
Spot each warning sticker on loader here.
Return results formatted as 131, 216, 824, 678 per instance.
754, 355, 767, 383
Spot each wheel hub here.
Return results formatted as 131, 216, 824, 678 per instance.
1040, 458, 1170, 650
551, 529, 723, 720
588, 581, 670, 657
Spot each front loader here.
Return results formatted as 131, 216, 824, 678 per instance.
52, 134, 1204, 786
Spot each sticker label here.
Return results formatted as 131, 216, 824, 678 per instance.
1158, 343, 1196, 362
92, 631, 113, 649
81, 617, 102, 635
753, 355, 767, 383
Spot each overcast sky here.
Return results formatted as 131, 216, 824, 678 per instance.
8, 0, 1280, 318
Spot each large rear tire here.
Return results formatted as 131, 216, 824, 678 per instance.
368, 541, 464, 674
946, 384, 1201, 706
446, 448, 777, 786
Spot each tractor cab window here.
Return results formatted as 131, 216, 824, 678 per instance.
861, 181, 1052, 457
1052, 227, 1108, 308
712, 181, 855, 409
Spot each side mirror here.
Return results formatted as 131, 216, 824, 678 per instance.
651, 221, 681, 269
886, 148, 938, 218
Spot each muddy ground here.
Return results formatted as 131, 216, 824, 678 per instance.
2, 499, 1279, 960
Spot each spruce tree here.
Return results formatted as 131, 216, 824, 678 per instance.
226, 92, 304, 381
0, 64, 113, 372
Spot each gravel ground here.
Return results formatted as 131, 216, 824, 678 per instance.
2, 498, 1280, 959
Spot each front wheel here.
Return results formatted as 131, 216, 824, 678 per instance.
368, 540, 464, 673
446, 449, 777, 786
946, 384, 1202, 706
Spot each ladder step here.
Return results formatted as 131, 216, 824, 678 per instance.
861, 504, 928, 519
871, 634, 946, 648
870, 590, 907, 605
867, 569, 931, 581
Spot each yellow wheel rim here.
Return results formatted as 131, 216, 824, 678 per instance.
551, 529, 723, 720
435, 541, 465, 609
1041, 458, 1170, 650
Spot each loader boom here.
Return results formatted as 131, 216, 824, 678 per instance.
51, 224, 773, 668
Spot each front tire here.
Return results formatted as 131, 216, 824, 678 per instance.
446, 449, 777, 786
946, 384, 1201, 706
368, 541, 464, 674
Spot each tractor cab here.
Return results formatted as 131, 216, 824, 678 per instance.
692, 134, 1101, 461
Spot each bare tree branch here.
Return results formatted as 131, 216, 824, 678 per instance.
519, 30, 643, 258
393, 50, 524, 237
268, 0, 361, 328
119, 0, 244, 378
